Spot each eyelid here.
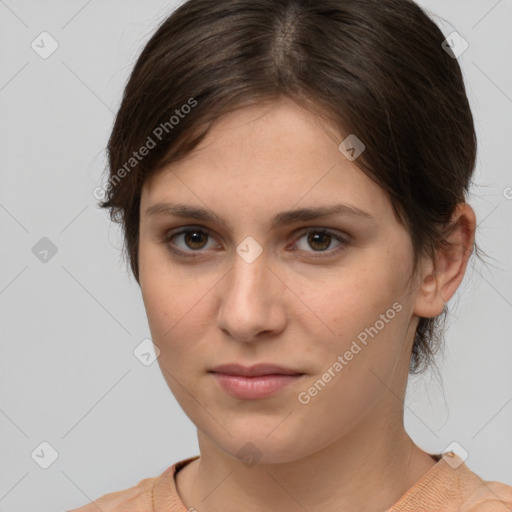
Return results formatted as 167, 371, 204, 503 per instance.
163, 225, 350, 257
291, 227, 349, 257
163, 225, 220, 257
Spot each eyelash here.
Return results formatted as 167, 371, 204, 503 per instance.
162, 226, 349, 259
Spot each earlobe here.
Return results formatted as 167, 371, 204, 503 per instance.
413, 203, 476, 319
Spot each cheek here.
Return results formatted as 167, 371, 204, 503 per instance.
296, 255, 412, 377
139, 245, 189, 345
304, 263, 408, 336
142, 279, 206, 349
139, 244, 220, 362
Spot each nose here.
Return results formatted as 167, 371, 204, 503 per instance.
216, 247, 287, 343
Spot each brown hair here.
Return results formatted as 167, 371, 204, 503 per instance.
99, 0, 480, 375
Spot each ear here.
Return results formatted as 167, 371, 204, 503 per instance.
413, 203, 476, 318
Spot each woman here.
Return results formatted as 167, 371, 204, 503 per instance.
70, 0, 512, 510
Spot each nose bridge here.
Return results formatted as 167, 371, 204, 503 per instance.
216, 242, 283, 341
228, 245, 270, 302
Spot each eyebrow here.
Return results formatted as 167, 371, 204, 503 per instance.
145, 202, 376, 230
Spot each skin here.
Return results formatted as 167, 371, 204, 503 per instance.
138, 96, 476, 512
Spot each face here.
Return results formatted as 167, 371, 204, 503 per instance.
138, 97, 423, 464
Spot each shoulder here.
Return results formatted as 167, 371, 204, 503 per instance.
460, 480, 512, 512
388, 452, 512, 512
65, 456, 199, 512
65, 475, 158, 512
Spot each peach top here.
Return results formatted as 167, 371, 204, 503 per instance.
68, 451, 512, 511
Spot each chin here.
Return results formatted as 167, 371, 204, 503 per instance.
210, 429, 318, 467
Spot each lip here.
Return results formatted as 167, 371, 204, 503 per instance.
211, 373, 304, 399
209, 363, 305, 400
210, 363, 303, 377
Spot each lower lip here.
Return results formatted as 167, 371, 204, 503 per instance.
211, 373, 303, 399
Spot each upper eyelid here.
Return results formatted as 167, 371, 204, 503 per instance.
165, 225, 348, 251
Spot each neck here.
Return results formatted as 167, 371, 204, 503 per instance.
176, 413, 437, 512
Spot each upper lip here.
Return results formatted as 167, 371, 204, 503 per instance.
210, 363, 304, 377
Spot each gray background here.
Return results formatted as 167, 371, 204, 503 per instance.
0, 1, 511, 511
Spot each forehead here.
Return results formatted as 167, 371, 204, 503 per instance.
141, 98, 391, 224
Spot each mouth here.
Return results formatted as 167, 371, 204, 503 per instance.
209, 363, 305, 399
209, 363, 304, 377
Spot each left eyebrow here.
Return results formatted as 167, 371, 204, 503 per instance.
270, 203, 376, 228
144, 202, 376, 231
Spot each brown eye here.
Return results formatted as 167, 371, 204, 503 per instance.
165, 227, 217, 255
294, 229, 348, 256
183, 230, 209, 250
307, 232, 332, 251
